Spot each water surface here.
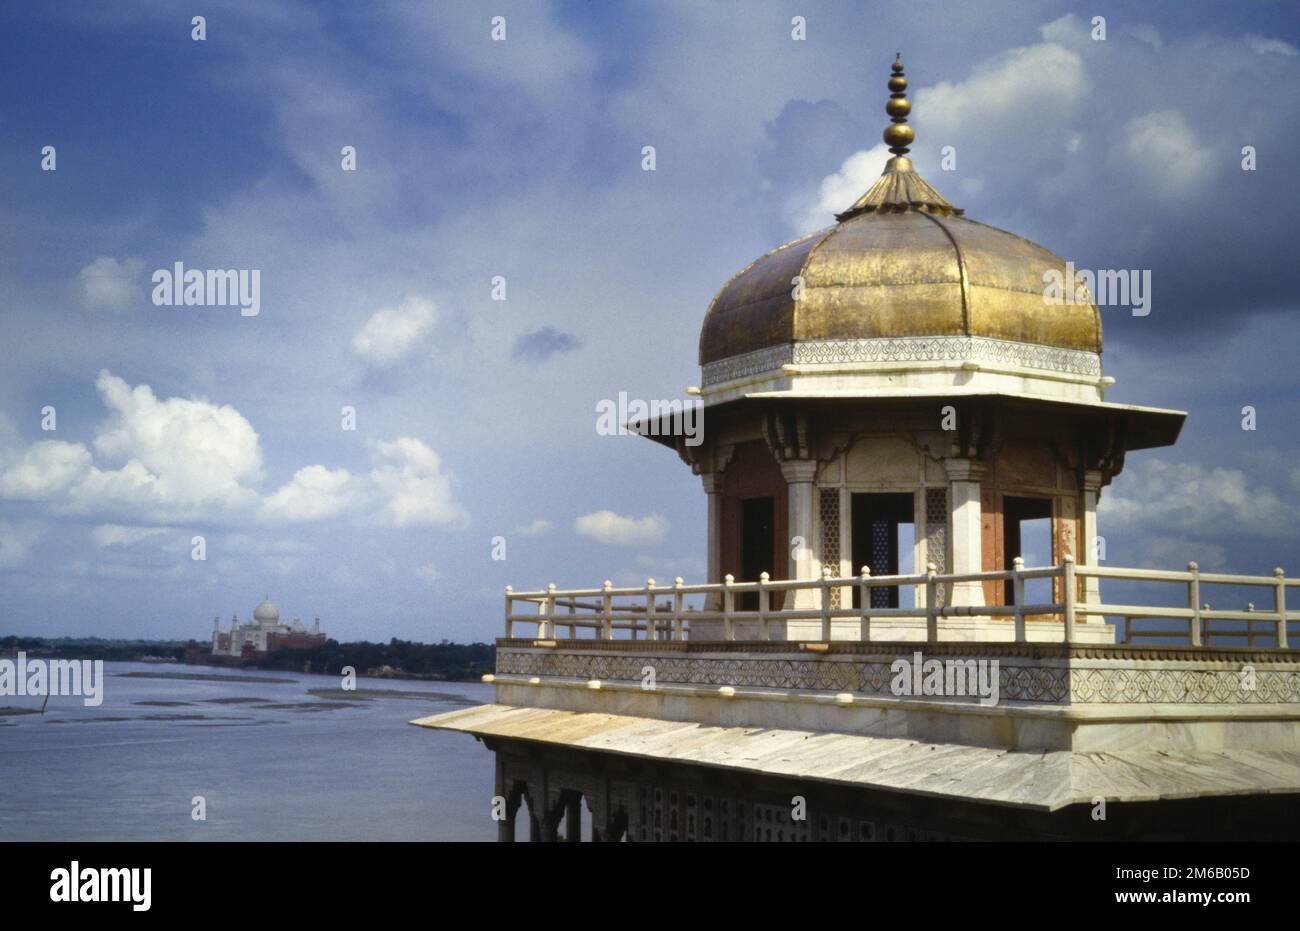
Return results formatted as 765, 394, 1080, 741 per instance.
0, 661, 494, 841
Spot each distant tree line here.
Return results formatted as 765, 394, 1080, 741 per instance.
258, 638, 495, 680
0, 636, 188, 662
2, 634, 495, 682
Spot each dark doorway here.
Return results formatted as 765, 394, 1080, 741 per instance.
1003, 496, 1053, 604
739, 496, 775, 610
851, 493, 914, 608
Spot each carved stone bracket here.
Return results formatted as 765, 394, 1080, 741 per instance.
762, 409, 814, 462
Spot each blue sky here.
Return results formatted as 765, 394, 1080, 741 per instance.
1, 1, 1298, 642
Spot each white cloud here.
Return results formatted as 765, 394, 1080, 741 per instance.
788, 145, 890, 234
1100, 459, 1292, 537
263, 465, 355, 522
69, 370, 263, 518
511, 519, 551, 536
1247, 35, 1298, 57
0, 440, 93, 500
350, 296, 437, 366
369, 437, 468, 528
77, 256, 144, 312
90, 524, 169, 549
0, 372, 467, 530
575, 510, 668, 546
783, 35, 1092, 238
1122, 110, 1213, 196
0, 521, 44, 568
917, 42, 1088, 141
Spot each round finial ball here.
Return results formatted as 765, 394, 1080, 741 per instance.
888, 75, 908, 93
886, 97, 911, 119
883, 123, 914, 148
892, 57, 905, 73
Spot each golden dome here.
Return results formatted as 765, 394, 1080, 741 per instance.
699, 56, 1100, 377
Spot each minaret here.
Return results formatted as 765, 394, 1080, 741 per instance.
312, 616, 320, 635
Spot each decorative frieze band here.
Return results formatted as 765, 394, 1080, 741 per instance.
701, 336, 1103, 387
497, 648, 1300, 706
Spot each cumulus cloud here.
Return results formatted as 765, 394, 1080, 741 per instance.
370, 437, 468, 528
351, 296, 437, 366
0, 440, 93, 500
0, 372, 467, 529
575, 510, 668, 546
511, 326, 582, 363
1120, 110, 1214, 197
1100, 459, 1293, 538
82, 370, 263, 514
262, 442, 464, 527
77, 256, 144, 312
917, 41, 1089, 147
789, 39, 1089, 237
262, 465, 355, 522
788, 145, 890, 234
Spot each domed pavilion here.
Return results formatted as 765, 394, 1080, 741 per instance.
651, 54, 1183, 637
418, 55, 1300, 845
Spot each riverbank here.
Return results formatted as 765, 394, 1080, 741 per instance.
2, 635, 495, 684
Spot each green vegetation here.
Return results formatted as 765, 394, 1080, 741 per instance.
0, 635, 188, 662
260, 638, 494, 681
0, 634, 495, 682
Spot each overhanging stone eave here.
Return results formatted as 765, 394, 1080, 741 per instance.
691, 388, 1185, 451
412, 704, 1300, 811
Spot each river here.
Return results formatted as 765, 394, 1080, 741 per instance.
0, 661, 495, 841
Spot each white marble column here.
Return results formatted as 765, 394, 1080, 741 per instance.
700, 472, 724, 615
944, 458, 986, 607
781, 459, 820, 610
1081, 469, 1104, 607
701, 472, 723, 581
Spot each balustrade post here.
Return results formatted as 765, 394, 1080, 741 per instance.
723, 575, 735, 642
645, 579, 657, 641
820, 566, 833, 642
925, 562, 938, 642
673, 577, 684, 640
1062, 557, 1076, 645
542, 583, 556, 640
601, 580, 613, 640
1275, 568, 1289, 650
758, 572, 770, 641
505, 585, 514, 639
1188, 562, 1202, 647
858, 566, 871, 642
1012, 557, 1025, 643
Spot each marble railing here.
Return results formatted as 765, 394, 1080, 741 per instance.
505, 559, 1299, 651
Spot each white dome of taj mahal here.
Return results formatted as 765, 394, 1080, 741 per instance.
252, 596, 280, 623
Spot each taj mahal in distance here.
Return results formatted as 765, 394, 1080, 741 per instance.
209, 596, 326, 660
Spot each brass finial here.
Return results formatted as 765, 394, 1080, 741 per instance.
834, 54, 960, 221
884, 52, 914, 157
